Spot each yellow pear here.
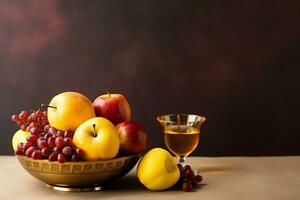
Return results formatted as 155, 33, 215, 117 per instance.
73, 117, 120, 160
47, 92, 96, 131
12, 130, 29, 151
137, 148, 180, 190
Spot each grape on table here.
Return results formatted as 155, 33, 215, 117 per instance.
177, 164, 203, 192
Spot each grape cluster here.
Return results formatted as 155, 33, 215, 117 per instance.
177, 164, 203, 192
11, 110, 84, 163
11, 110, 48, 132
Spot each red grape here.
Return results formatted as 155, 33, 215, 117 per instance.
62, 146, 72, 156
25, 146, 36, 157
58, 153, 66, 163
27, 134, 38, 143
26, 126, 31, 131
185, 169, 195, 179
23, 142, 33, 152
55, 136, 65, 148
182, 181, 192, 192
29, 122, 36, 127
17, 142, 24, 149
43, 133, 51, 139
47, 137, 56, 148
27, 115, 33, 123
30, 127, 40, 135
15, 148, 23, 155
64, 131, 73, 138
63, 137, 73, 147
38, 140, 48, 149
191, 179, 198, 188
49, 127, 57, 135
53, 147, 62, 153
183, 165, 191, 172
30, 113, 37, 121
19, 111, 29, 120
21, 124, 27, 131
16, 121, 22, 127
44, 124, 50, 133
31, 150, 42, 160
11, 114, 19, 121
48, 152, 58, 161
35, 111, 44, 118
76, 148, 84, 157
194, 175, 203, 183
36, 137, 44, 144
177, 164, 184, 174
57, 130, 64, 137
70, 154, 79, 162
41, 148, 51, 157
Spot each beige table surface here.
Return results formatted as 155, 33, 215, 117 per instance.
0, 156, 299, 200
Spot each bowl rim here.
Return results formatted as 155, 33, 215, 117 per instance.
16, 154, 141, 165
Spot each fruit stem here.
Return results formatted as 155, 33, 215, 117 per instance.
106, 89, 111, 98
41, 104, 57, 109
92, 124, 97, 137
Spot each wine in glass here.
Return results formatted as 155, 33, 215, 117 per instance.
157, 114, 206, 164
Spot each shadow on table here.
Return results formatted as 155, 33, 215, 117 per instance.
33, 175, 207, 200
107, 175, 208, 192
32, 176, 147, 200
105, 175, 145, 191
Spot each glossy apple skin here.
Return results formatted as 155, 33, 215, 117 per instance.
48, 92, 96, 131
116, 122, 147, 155
73, 117, 120, 160
93, 94, 131, 125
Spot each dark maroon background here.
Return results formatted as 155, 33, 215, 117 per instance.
1, 1, 300, 155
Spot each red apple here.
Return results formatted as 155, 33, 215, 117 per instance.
116, 122, 148, 155
93, 93, 131, 125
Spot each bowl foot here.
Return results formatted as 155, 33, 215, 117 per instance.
45, 184, 103, 192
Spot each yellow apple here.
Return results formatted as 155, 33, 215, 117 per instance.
47, 92, 96, 131
137, 148, 180, 190
73, 117, 120, 160
12, 129, 29, 151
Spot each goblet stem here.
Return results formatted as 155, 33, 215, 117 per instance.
179, 156, 186, 164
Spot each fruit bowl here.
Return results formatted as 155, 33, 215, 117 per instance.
16, 154, 141, 192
